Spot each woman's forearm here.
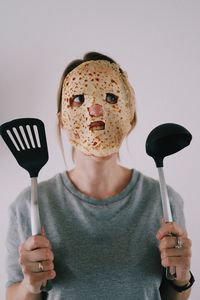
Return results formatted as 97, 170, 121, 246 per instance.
6, 280, 42, 300
161, 282, 191, 300
167, 287, 191, 300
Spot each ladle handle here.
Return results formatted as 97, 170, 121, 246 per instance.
157, 168, 176, 280
157, 168, 173, 222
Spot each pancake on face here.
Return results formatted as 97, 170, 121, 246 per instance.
61, 60, 136, 157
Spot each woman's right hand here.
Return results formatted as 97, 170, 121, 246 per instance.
18, 234, 56, 294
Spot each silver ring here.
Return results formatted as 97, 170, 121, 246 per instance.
38, 262, 44, 272
175, 236, 184, 249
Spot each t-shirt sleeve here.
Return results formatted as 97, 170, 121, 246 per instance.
6, 188, 31, 288
6, 204, 24, 287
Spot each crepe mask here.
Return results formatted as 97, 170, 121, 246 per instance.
61, 60, 136, 157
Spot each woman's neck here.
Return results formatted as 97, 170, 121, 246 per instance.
67, 150, 133, 200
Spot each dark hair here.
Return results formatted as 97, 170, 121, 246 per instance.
57, 51, 123, 112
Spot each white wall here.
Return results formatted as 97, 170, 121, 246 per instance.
0, 0, 199, 298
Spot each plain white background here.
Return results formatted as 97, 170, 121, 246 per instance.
0, 1, 199, 299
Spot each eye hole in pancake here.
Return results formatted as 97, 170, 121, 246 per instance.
71, 94, 85, 107
106, 93, 118, 104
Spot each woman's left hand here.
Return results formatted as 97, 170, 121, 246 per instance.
156, 220, 192, 284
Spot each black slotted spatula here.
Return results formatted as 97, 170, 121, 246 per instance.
0, 118, 52, 292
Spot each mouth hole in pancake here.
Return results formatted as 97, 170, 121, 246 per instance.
89, 121, 105, 131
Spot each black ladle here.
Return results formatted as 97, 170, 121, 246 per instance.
145, 123, 192, 280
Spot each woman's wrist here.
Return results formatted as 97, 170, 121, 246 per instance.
173, 271, 191, 287
6, 281, 42, 300
168, 271, 195, 293
20, 279, 42, 299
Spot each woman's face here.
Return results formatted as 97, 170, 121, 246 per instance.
60, 60, 135, 157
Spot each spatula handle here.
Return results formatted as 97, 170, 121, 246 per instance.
31, 178, 53, 291
157, 168, 176, 280
31, 177, 42, 235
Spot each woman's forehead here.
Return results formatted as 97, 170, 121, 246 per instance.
62, 60, 125, 94
66, 60, 121, 77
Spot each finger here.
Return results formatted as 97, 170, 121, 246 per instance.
19, 248, 54, 264
19, 235, 51, 252
159, 236, 185, 250
23, 270, 56, 294
159, 236, 191, 251
160, 247, 191, 261
21, 260, 54, 273
161, 256, 191, 269
156, 222, 187, 240
24, 270, 56, 286
159, 236, 179, 249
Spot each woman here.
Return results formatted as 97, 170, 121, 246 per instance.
6, 52, 194, 299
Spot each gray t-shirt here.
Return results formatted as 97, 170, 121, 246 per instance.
6, 169, 185, 300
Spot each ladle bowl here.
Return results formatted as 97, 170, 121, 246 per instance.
146, 123, 192, 167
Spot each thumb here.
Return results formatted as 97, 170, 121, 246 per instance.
161, 217, 166, 225
41, 226, 46, 236
41, 226, 52, 249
